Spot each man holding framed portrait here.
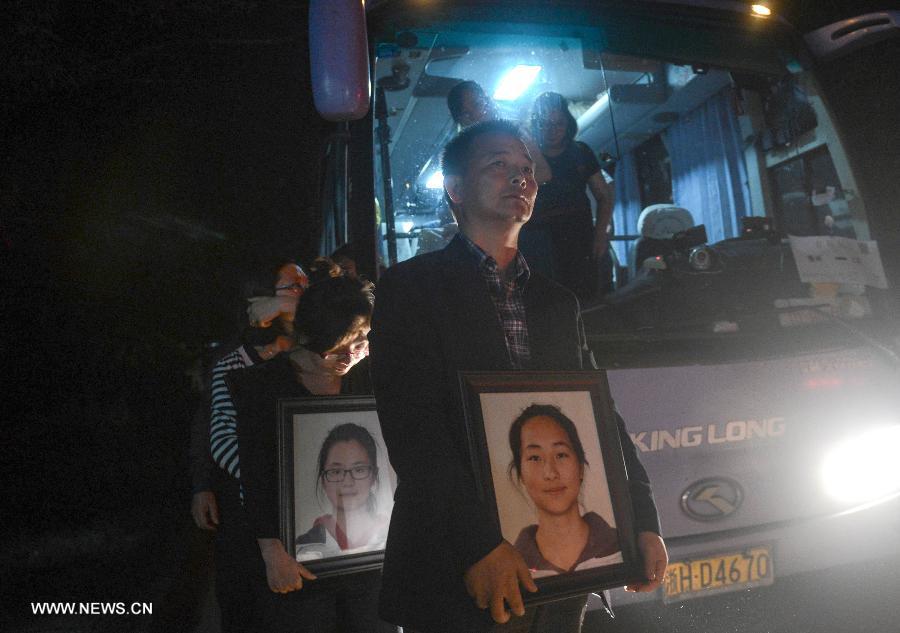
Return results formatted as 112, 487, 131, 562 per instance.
369, 119, 667, 633
459, 374, 647, 602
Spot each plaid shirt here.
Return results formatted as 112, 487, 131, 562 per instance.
459, 234, 531, 368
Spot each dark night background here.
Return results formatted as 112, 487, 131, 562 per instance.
1, 1, 898, 631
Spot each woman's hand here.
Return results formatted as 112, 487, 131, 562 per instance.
258, 538, 317, 593
247, 295, 298, 328
625, 531, 668, 592
587, 170, 614, 258
190, 491, 219, 531
592, 226, 610, 258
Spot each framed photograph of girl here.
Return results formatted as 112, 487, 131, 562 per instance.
277, 396, 397, 577
459, 371, 643, 603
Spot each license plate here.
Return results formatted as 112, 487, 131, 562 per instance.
663, 545, 774, 603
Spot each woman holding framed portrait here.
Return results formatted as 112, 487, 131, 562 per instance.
229, 259, 397, 633
508, 404, 622, 578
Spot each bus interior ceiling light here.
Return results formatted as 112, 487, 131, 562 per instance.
493, 65, 542, 101
751, 4, 772, 18
820, 425, 900, 504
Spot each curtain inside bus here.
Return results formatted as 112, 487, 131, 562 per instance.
663, 87, 750, 243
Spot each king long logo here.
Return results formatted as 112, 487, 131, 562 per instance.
629, 417, 786, 452
681, 478, 743, 521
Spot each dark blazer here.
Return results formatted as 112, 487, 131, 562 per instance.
369, 235, 659, 633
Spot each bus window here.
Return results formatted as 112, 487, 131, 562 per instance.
372, 22, 608, 265
369, 7, 881, 342
771, 145, 853, 237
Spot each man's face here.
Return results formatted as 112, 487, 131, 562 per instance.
445, 132, 538, 228
456, 89, 495, 128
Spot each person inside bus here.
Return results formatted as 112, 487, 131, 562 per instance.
369, 119, 666, 633
295, 423, 390, 561
231, 263, 396, 632
519, 91, 615, 302
508, 404, 621, 576
447, 81, 552, 185
447, 80, 500, 130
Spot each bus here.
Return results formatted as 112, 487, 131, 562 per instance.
309, 0, 900, 623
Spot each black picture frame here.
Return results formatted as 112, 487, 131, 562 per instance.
459, 371, 643, 604
277, 396, 396, 577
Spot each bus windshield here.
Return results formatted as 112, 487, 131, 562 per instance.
370, 6, 887, 361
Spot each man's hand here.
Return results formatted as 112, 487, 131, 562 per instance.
464, 541, 537, 624
190, 491, 219, 531
247, 295, 298, 328
625, 531, 668, 593
258, 538, 317, 593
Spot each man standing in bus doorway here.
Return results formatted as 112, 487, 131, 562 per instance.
369, 119, 667, 633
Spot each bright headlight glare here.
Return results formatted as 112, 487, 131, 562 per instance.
821, 425, 900, 503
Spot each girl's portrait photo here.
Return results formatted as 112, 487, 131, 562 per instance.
479, 390, 623, 579
295, 422, 391, 561
279, 399, 396, 573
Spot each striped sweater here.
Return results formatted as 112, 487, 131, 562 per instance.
209, 345, 260, 478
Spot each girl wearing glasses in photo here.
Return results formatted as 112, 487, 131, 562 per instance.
295, 423, 390, 561
508, 404, 622, 577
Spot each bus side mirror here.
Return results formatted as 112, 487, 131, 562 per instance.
309, 0, 371, 121
804, 11, 900, 61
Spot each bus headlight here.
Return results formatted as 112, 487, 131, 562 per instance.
821, 425, 900, 504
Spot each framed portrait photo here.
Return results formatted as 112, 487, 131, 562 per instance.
459, 371, 643, 602
277, 396, 396, 577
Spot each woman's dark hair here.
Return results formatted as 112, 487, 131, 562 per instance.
293, 257, 374, 354
447, 80, 485, 124
508, 404, 588, 481
315, 423, 381, 513
530, 91, 578, 147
